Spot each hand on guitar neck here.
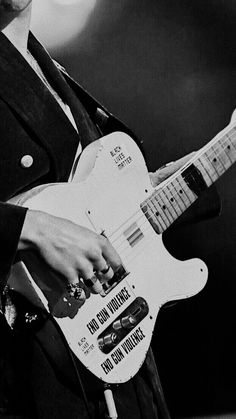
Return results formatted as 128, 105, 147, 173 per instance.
149, 151, 196, 187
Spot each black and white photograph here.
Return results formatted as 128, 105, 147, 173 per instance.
0, 1, 236, 418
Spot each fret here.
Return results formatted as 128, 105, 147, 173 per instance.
209, 145, 226, 176
149, 195, 172, 229
176, 176, 196, 206
226, 127, 236, 151
140, 204, 163, 234
169, 179, 188, 213
159, 187, 180, 220
199, 153, 218, 183
154, 190, 176, 224
204, 148, 221, 179
198, 132, 236, 184
216, 137, 232, 170
213, 143, 227, 172
145, 197, 169, 231
141, 121, 236, 234
181, 178, 197, 203
223, 133, 236, 163
164, 184, 183, 217
222, 137, 236, 163
194, 157, 213, 186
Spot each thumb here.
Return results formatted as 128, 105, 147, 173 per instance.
150, 151, 196, 187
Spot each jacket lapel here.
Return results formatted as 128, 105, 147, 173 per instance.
0, 32, 79, 181
28, 33, 100, 150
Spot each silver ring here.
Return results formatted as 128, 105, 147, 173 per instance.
84, 275, 98, 288
66, 283, 85, 300
101, 265, 111, 275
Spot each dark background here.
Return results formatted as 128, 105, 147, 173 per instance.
52, 0, 236, 417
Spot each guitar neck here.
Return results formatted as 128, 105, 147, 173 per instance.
141, 122, 236, 233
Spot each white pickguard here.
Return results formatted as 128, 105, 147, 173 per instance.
9, 132, 208, 383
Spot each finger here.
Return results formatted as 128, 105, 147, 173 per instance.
100, 237, 122, 271
97, 265, 114, 282
78, 264, 104, 295
93, 259, 114, 282
84, 274, 105, 295
150, 151, 196, 187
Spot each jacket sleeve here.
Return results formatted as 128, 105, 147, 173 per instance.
0, 202, 27, 293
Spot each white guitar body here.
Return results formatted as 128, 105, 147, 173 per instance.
9, 132, 208, 384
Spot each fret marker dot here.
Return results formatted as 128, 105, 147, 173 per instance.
163, 205, 166, 210
227, 145, 231, 150
155, 211, 159, 217
213, 158, 217, 162
170, 198, 174, 202
179, 190, 183, 194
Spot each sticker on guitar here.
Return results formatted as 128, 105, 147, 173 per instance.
109, 144, 133, 170
86, 286, 133, 335
100, 326, 146, 375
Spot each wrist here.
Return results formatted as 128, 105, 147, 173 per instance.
18, 209, 47, 251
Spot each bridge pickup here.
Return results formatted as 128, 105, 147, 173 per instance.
98, 297, 149, 354
102, 265, 129, 295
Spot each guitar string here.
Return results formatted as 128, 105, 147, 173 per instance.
110, 149, 234, 254
106, 133, 236, 248
106, 139, 236, 260
107, 130, 236, 242
112, 134, 235, 231
80, 132, 236, 293
101, 133, 236, 255
110, 134, 236, 264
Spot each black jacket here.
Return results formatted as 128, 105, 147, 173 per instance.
0, 32, 166, 419
0, 31, 141, 293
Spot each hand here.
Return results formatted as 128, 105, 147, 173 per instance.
19, 210, 122, 292
150, 151, 196, 187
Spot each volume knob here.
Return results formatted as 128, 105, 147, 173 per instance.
113, 314, 136, 331
98, 332, 118, 350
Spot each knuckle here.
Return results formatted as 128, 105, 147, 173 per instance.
64, 266, 77, 283
99, 235, 109, 248
89, 247, 102, 263
78, 262, 93, 279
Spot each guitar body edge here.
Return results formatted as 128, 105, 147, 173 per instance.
9, 132, 208, 383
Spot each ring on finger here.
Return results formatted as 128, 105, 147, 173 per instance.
84, 274, 104, 295
101, 265, 111, 275
97, 265, 114, 280
66, 283, 86, 300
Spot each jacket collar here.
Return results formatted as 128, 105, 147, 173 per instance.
0, 31, 79, 181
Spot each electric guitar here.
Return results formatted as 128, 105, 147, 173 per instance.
9, 121, 236, 384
